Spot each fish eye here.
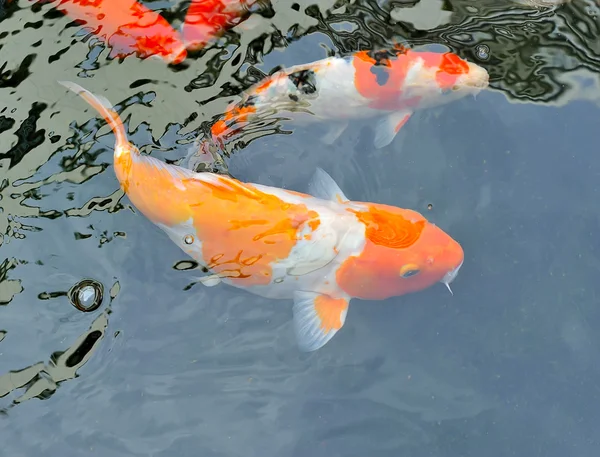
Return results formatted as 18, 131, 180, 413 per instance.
184, 235, 194, 245
401, 269, 420, 278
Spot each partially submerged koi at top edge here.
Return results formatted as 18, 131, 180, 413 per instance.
181, 0, 266, 51
31, 0, 188, 64
32, 0, 266, 64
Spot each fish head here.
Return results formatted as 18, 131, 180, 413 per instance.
402, 51, 489, 107
337, 203, 464, 300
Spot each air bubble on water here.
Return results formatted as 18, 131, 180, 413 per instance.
476, 44, 490, 60
68, 279, 104, 312
78, 286, 95, 306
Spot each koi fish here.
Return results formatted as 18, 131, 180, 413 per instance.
32, 0, 188, 64
207, 46, 490, 151
181, 0, 264, 52
59, 80, 465, 352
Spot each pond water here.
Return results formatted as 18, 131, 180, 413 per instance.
1, 0, 600, 455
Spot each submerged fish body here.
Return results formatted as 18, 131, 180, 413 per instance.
209, 46, 490, 149
181, 0, 262, 51
60, 81, 465, 352
33, 0, 188, 64
34, 0, 262, 63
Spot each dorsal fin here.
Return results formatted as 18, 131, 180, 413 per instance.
307, 167, 349, 203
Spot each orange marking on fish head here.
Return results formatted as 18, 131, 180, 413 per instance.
420, 51, 489, 92
189, 180, 321, 286
336, 203, 464, 300
314, 295, 348, 332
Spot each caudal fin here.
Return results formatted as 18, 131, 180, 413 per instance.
58, 81, 131, 159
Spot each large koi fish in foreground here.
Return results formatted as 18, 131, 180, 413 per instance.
204, 46, 489, 152
59, 81, 464, 352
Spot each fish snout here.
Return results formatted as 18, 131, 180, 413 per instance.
437, 239, 464, 294
442, 259, 463, 286
464, 62, 490, 89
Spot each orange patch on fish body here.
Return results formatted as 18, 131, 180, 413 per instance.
182, 177, 323, 286
352, 48, 477, 110
419, 52, 469, 90
348, 205, 425, 249
352, 50, 413, 109
210, 102, 257, 138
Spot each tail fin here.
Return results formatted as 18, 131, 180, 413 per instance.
58, 81, 132, 159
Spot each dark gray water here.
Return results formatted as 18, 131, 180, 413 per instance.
2, 0, 600, 455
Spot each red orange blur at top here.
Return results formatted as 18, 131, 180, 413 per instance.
35, 0, 188, 64
336, 203, 463, 300
182, 0, 253, 51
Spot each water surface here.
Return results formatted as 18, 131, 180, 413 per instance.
1, 0, 600, 455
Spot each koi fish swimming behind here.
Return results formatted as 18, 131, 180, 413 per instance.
203, 46, 489, 155
59, 80, 465, 352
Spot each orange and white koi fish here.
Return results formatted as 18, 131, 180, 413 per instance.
181, 0, 264, 51
32, 0, 188, 64
59, 80, 465, 352
208, 46, 489, 150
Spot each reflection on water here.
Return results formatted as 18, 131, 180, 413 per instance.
1, 0, 600, 454
0, 280, 119, 411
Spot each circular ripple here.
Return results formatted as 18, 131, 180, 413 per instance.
68, 279, 104, 312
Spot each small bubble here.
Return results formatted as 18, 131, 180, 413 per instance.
427, 203, 433, 210
184, 235, 194, 245
68, 279, 103, 312
475, 44, 490, 60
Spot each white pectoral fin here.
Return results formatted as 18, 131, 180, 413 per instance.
321, 121, 349, 145
292, 291, 350, 352
198, 274, 222, 287
373, 109, 412, 149
307, 167, 349, 202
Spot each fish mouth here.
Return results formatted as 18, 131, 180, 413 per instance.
462, 63, 490, 90
441, 259, 463, 295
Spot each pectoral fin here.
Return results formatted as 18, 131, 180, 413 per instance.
198, 274, 222, 287
373, 109, 412, 149
292, 291, 349, 352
